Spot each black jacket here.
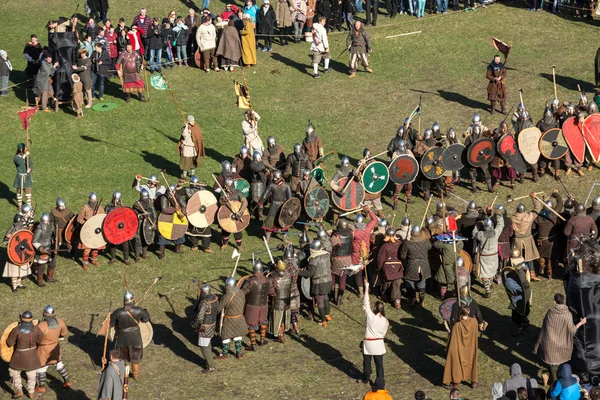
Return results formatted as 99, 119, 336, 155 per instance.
147, 23, 163, 50
399, 236, 432, 281
257, 6, 277, 34
110, 305, 150, 348
90, 49, 111, 75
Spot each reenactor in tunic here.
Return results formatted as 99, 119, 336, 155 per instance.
268, 260, 292, 343
115, 42, 146, 103
132, 174, 166, 201
110, 291, 151, 379
298, 239, 333, 326
232, 146, 252, 182
302, 121, 325, 163
386, 136, 414, 206
473, 214, 504, 298
564, 203, 597, 253
378, 228, 403, 309
218, 178, 248, 250
212, 161, 242, 195
241, 260, 270, 350
156, 184, 187, 259
13, 143, 33, 210
329, 156, 354, 224
282, 245, 301, 333
258, 170, 293, 242
50, 198, 75, 256
586, 196, 600, 234
330, 220, 352, 305
34, 305, 70, 394
2, 214, 32, 291
512, 193, 543, 281
216, 278, 247, 360
6, 311, 42, 399
263, 136, 287, 173
249, 151, 268, 220
534, 191, 563, 280
132, 189, 157, 262
191, 285, 218, 373
464, 118, 494, 193
285, 143, 314, 193
536, 104, 560, 180
32, 213, 55, 287
77, 192, 106, 270
105, 191, 131, 265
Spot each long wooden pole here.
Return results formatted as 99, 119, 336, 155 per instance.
533, 197, 566, 221
420, 196, 433, 228
143, 59, 150, 102
552, 65, 558, 100
161, 70, 186, 123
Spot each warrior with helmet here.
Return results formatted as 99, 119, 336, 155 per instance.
564, 202, 597, 254
6, 311, 42, 399
218, 177, 247, 250
115, 41, 146, 103
13, 142, 33, 210
232, 145, 252, 182
179, 115, 205, 179
464, 114, 494, 193
241, 260, 270, 350
249, 151, 268, 220
182, 176, 213, 253
534, 190, 563, 280
586, 195, 600, 233
473, 209, 504, 298
536, 103, 561, 181
213, 161, 242, 194
361, 148, 385, 219
2, 213, 32, 291
32, 213, 55, 287
511, 192, 543, 281
387, 136, 414, 207
557, 102, 585, 177
50, 198, 75, 256
433, 226, 464, 300
268, 260, 292, 343
329, 156, 354, 224
457, 201, 480, 259
105, 191, 131, 265
513, 106, 540, 182
110, 290, 151, 379
486, 54, 507, 115
156, 183, 187, 259
133, 173, 166, 201
330, 220, 353, 305
34, 305, 70, 395
19, 203, 35, 230
496, 204, 514, 275
396, 217, 411, 241
281, 245, 301, 333
285, 143, 314, 193
449, 257, 485, 329
216, 278, 247, 360
298, 239, 333, 326
377, 227, 403, 309
258, 170, 293, 242
442, 127, 459, 194
77, 192, 106, 270
400, 225, 432, 307
490, 122, 516, 189
302, 120, 325, 163
352, 205, 379, 299
263, 136, 287, 173
505, 249, 532, 335
241, 109, 263, 155
132, 189, 157, 261
191, 284, 218, 373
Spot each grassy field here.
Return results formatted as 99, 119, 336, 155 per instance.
1, 1, 600, 399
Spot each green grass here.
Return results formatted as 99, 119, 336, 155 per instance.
1, 1, 599, 399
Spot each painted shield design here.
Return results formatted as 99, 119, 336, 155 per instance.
460, 250, 473, 274
157, 212, 188, 241
304, 187, 330, 220
80, 214, 107, 249
187, 191, 218, 228
442, 144, 466, 171
278, 197, 302, 228
1, 320, 38, 363
7, 229, 35, 266
311, 167, 325, 186
420, 147, 445, 180
562, 116, 586, 164
331, 177, 365, 211
142, 218, 156, 245
539, 128, 568, 160
103, 207, 138, 245
502, 266, 528, 316
517, 127, 542, 165
498, 134, 527, 174
439, 298, 457, 323
361, 161, 390, 194
217, 200, 251, 233
467, 138, 495, 167
64, 216, 77, 244
234, 178, 250, 198
582, 114, 600, 163
389, 154, 419, 185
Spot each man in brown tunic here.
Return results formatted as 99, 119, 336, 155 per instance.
241, 260, 270, 351
216, 278, 247, 360
6, 311, 42, 399
263, 136, 287, 172
486, 55, 507, 115
34, 305, 70, 394
564, 203, 597, 253
302, 120, 324, 162
77, 192, 106, 269
511, 193, 542, 281
178, 115, 205, 178
377, 228, 403, 309
534, 191, 563, 280
115, 43, 146, 103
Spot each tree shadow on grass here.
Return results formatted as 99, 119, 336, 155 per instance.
539, 73, 595, 94
437, 90, 490, 113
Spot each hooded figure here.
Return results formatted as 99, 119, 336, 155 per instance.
502, 363, 538, 400
549, 363, 579, 400
216, 18, 242, 71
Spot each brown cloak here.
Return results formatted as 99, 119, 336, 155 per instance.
190, 123, 205, 164
216, 25, 242, 63
443, 317, 479, 385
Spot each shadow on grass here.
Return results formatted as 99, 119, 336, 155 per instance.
68, 324, 104, 370
151, 127, 179, 144
539, 72, 595, 94
0, 180, 18, 208
437, 90, 490, 113
141, 150, 179, 176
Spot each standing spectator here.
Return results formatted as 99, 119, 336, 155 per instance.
162, 20, 175, 69
442, 305, 479, 390
23, 34, 43, 84
185, 9, 201, 62
0, 50, 12, 96
33, 51, 58, 112
502, 363, 539, 400
356, 0, 364, 13
386, 0, 398, 17
80, 35, 94, 57
330, 0, 343, 31
84, 18, 99, 38
437, 0, 449, 13
291, 0, 308, 43
105, 25, 118, 76
173, 18, 190, 66
72, 49, 93, 108
197, 16, 219, 72
257, 0, 277, 51
222, 3, 239, 19
276, 0, 293, 45
132, 8, 152, 60
534, 293, 587, 386
127, 25, 145, 56
96, 0, 110, 23
71, 73, 84, 119
317, 0, 332, 30
342, 0, 355, 30
166, 10, 177, 26
548, 364, 580, 400
241, 14, 257, 67
115, 18, 127, 35
416, 0, 425, 17
244, 0, 260, 26
203, 0, 212, 12
147, 17, 163, 72
116, 26, 128, 55
359, 275, 389, 389
90, 42, 110, 101
365, 0, 379, 25
216, 17, 242, 71
95, 26, 109, 53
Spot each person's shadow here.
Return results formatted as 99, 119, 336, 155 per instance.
437, 89, 490, 112
141, 150, 180, 176
539, 72, 595, 94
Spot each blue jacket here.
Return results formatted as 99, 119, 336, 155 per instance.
550, 364, 580, 400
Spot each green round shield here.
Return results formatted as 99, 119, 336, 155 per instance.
234, 178, 250, 198
311, 167, 324, 185
92, 103, 118, 112
361, 161, 389, 194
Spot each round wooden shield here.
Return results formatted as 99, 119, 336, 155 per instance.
517, 127, 542, 165
103, 207, 138, 245
64, 216, 77, 244
539, 128, 568, 160
361, 161, 389, 194
1, 320, 38, 363
331, 177, 365, 211
234, 178, 250, 198
158, 212, 188, 241
80, 214, 107, 249
460, 250, 473, 274
420, 147, 446, 180
304, 186, 330, 220
562, 116, 586, 164
311, 167, 325, 186
389, 154, 419, 185
498, 134, 527, 174
187, 191, 218, 228
501, 266, 528, 316
582, 114, 600, 163
278, 197, 302, 228
301, 276, 311, 298
217, 200, 251, 233
142, 218, 155, 245
7, 229, 35, 266
442, 144, 466, 171
467, 138, 495, 167
194, 49, 201, 68
439, 298, 457, 323
109, 321, 153, 348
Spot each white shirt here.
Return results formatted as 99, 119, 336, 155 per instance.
310, 23, 328, 53
362, 288, 389, 356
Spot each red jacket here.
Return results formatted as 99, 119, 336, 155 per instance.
221, 5, 239, 20
127, 30, 145, 55
352, 211, 378, 264
105, 31, 118, 58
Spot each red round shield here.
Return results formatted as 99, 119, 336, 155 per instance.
389, 154, 419, 185
64, 216, 77, 244
467, 138, 495, 167
331, 177, 365, 211
102, 207, 138, 245
497, 134, 527, 174
7, 230, 35, 266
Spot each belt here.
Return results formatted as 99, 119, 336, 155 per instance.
364, 338, 383, 341
498, 241, 509, 244
515, 234, 531, 239
16, 347, 36, 352
481, 252, 498, 257
225, 314, 243, 319
18, 173, 28, 176
384, 261, 402, 264
121, 326, 140, 333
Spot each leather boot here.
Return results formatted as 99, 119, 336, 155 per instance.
547, 259, 553, 280
419, 292, 425, 306
532, 166, 539, 182
158, 246, 166, 260
530, 270, 540, 282
258, 325, 269, 346
471, 180, 478, 193
337, 290, 344, 305
358, 286, 364, 299
131, 363, 140, 379
37, 266, 46, 288
292, 321, 299, 334
134, 246, 141, 263
538, 257, 546, 276
47, 267, 58, 283
274, 324, 285, 343
565, 167, 572, 176
12, 389, 24, 399
490, 100, 496, 115
500, 101, 506, 114
487, 180, 495, 193
141, 247, 148, 259
392, 196, 398, 210
175, 244, 183, 253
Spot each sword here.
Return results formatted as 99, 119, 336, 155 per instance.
556, 176, 574, 200
585, 180, 599, 207
263, 236, 275, 264
446, 190, 469, 205
336, 47, 348, 60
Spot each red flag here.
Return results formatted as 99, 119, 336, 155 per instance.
18, 108, 37, 130
492, 37, 511, 62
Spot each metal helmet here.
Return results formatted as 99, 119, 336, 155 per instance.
221, 160, 232, 174
496, 204, 506, 216
240, 145, 248, 156
426, 216, 435, 226
551, 98, 560, 110
89, 192, 98, 202
253, 260, 263, 273
225, 277, 236, 288
13, 214, 24, 223
363, 148, 371, 158
378, 218, 388, 228
21, 311, 33, 321
273, 170, 283, 181
521, 110, 530, 120
310, 239, 322, 251
43, 305, 55, 316
253, 151, 262, 161
401, 217, 410, 227
149, 174, 158, 184
341, 156, 350, 167
112, 190, 122, 202
224, 177, 234, 188
56, 198, 65, 208
467, 201, 477, 211
317, 228, 328, 241
403, 117, 410, 126
190, 175, 200, 184
40, 213, 50, 224
544, 199, 553, 209
396, 126, 405, 138
294, 143, 302, 154
566, 102, 575, 114
432, 122, 440, 135
200, 284, 211, 294
410, 225, 421, 237
423, 128, 433, 140
576, 203, 585, 214
337, 220, 348, 230
590, 102, 599, 113
516, 203, 526, 213
398, 139, 406, 152
306, 120, 315, 135
510, 248, 521, 258
580, 91, 589, 106
169, 184, 176, 193
299, 230, 309, 245
592, 196, 600, 210
267, 136, 276, 147
355, 214, 365, 224
483, 218, 493, 231
140, 189, 150, 200
124, 290, 135, 304
472, 113, 481, 124
21, 204, 32, 214
436, 201, 445, 212
283, 246, 294, 259
564, 198, 574, 210
456, 256, 464, 268
473, 124, 481, 135
543, 102, 552, 117
303, 169, 311, 179
447, 128, 456, 140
